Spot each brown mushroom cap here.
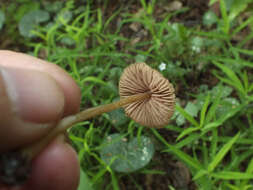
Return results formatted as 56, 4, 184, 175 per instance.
119, 62, 175, 128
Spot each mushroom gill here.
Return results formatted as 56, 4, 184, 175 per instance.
119, 62, 175, 128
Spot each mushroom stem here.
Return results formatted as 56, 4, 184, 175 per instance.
22, 92, 151, 159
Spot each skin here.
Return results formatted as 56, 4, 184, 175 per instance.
0, 50, 81, 190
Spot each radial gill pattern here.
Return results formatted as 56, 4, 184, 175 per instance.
119, 62, 175, 128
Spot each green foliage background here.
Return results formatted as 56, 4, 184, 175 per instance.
1, 0, 253, 189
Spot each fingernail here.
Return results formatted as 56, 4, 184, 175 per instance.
0, 66, 65, 123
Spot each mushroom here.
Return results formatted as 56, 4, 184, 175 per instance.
119, 62, 175, 128
0, 62, 175, 185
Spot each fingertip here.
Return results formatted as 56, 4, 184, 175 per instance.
23, 137, 80, 190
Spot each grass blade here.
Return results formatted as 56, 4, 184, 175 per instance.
177, 127, 200, 141
81, 76, 107, 86
220, 0, 229, 34
78, 169, 94, 190
175, 133, 200, 149
212, 61, 245, 94
211, 171, 253, 180
202, 104, 244, 133
176, 104, 199, 127
208, 133, 240, 172
110, 171, 120, 190
205, 92, 221, 123
163, 145, 203, 171
202, 56, 253, 68
152, 129, 203, 171
200, 94, 210, 127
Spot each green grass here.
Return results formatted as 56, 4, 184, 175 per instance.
1, 0, 253, 189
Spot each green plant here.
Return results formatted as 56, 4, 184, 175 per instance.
212, 61, 253, 103
0, 9, 5, 30
1, 0, 253, 189
100, 133, 155, 173
18, 10, 50, 38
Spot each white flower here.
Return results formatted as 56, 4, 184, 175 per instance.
159, 62, 166, 71
192, 46, 201, 53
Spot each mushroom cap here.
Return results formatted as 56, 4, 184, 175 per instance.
119, 62, 175, 128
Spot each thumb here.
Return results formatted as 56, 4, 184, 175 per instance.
0, 66, 65, 152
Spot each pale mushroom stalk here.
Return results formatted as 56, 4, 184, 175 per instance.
22, 92, 151, 160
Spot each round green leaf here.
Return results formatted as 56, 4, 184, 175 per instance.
18, 10, 50, 38
100, 134, 155, 173
203, 11, 218, 26
0, 10, 5, 30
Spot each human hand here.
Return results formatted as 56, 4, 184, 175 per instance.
0, 50, 81, 190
